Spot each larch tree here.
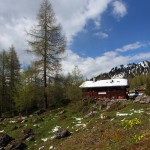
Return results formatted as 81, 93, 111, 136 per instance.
8, 45, 20, 112
27, 0, 66, 109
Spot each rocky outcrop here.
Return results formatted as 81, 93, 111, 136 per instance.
84, 111, 97, 118
5, 140, 26, 150
135, 95, 150, 103
0, 133, 13, 148
21, 128, 34, 141
54, 130, 71, 139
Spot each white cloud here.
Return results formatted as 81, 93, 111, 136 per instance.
61, 41, 150, 78
94, 32, 109, 39
112, 0, 127, 18
129, 52, 150, 61
115, 42, 147, 52
61, 50, 129, 78
51, 0, 112, 43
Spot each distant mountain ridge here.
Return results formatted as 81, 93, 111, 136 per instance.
96, 60, 150, 79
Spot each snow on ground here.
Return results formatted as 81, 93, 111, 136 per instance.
0, 130, 4, 133
51, 125, 61, 133
116, 109, 144, 116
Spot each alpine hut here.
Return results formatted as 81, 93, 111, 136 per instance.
80, 78, 129, 100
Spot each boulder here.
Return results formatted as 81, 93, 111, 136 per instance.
55, 130, 71, 139
84, 111, 97, 118
26, 135, 34, 142
106, 101, 115, 110
21, 128, 34, 140
33, 109, 45, 115
0, 118, 4, 122
33, 118, 44, 123
58, 110, 65, 115
11, 126, 18, 131
0, 133, 13, 148
139, 96, 150, 104
6, 140, 26, 150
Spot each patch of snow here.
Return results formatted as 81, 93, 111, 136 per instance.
72, 117, 83, 121
49, 146, 54, 150
121, 118, 126, 122
75, 123, 86, 128
116, 112, 129, 116
21, 120, 26, 123
110, 118, 114, 121
21, 116, 27, 120
9, 120, 17, 124
39, 146, 45, 150
50, 135, 55, 140
41, 137, 50, 142
51, 125, 60, 133
0, 130, 4, 133
134, 109, 144, 113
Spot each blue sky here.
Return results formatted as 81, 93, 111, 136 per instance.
0, 0, 150, 78
71, 0, 150, 58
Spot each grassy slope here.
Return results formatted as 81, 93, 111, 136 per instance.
0, 101, 150, 150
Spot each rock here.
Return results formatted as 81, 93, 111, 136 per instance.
26, 135, 34, 142
0, 118, 4, 122
22, 128, 34, 140
0, 133, 13, 148
0, 123, 6, 127
33, 118, 44, 123
22, 128, 33, 135
84, 111, 97, 118
11, 126, 18, 131
55, 130, 71, 139
134, 95, 143, 102
106, 101, 115, 110
98, 101, 108, 110
6, 140, 26, 150
100, 113, 108, 119
58, 110, 65, 115
34, 109, 45, 115
21, 119, 28, 124
139, 98, 150, 104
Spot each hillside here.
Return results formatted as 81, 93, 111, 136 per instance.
96, 60, 150, 79
0, 100, 150, 150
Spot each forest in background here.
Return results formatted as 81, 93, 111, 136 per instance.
0, 46, 83, 116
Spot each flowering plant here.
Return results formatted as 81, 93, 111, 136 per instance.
122, 118, 141, 130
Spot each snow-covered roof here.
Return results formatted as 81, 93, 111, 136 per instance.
80, 79, 128, 88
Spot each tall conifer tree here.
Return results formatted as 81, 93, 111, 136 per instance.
8, 45, 20, 111
27, 0, 65, 108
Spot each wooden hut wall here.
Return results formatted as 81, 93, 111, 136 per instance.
82, 86, 127, 100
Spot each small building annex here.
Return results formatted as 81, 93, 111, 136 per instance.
80, 78, 129, 100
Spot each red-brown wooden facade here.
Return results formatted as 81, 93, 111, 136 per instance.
82, 86, 128, 100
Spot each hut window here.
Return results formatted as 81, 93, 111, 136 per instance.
98, 92, 106, 95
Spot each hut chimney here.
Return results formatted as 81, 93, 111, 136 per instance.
93, 77, 96, 82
